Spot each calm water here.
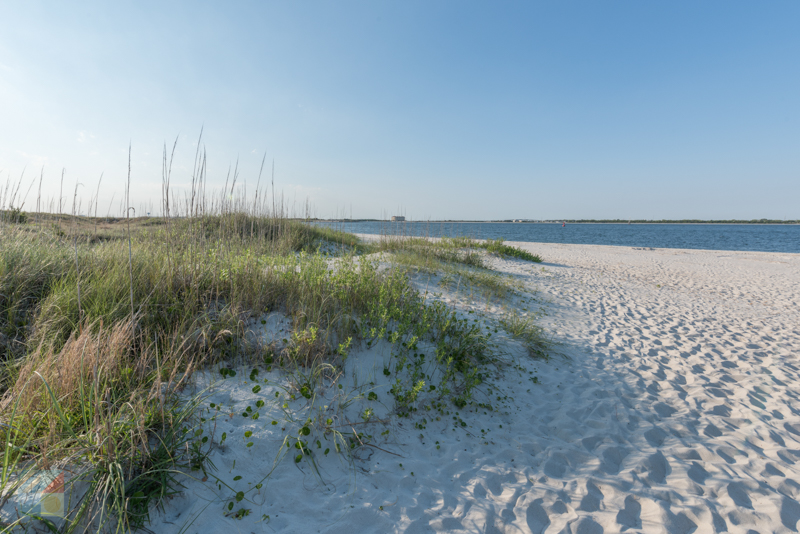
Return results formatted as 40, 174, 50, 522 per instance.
314, 221, 800, 254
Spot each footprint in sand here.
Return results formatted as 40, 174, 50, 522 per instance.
762, 463, 785, 477
703, 423, 723, 438
653, 402, 677, 418
578, 480, 604, 512
770, 429, 787, 447
780, 496, 800, 530
643, 451, 670, 484
727, 481, 753, 509
525, 498, 550, 534
687, 462, 711, 484
644, 426, 668, 447
615, 495, 642, 530
575, 517, 604, 534
784, 422, 800, 435
543, 455, 568, 478
600, 446, 628, 475
710, 403, 732, 416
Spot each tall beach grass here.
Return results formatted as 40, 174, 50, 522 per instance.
0, 148, 547, 532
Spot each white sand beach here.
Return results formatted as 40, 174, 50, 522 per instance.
149, 241, 800, 534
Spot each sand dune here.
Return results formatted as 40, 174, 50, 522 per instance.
149, 241, 800, 534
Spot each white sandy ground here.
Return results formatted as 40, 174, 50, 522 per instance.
136, 240, 800, 534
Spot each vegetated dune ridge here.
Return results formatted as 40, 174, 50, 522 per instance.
148, 240, 800, 534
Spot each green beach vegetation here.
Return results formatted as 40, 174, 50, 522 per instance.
0, 178, 546, 532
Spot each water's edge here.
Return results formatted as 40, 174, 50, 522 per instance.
312, 222, 800, 254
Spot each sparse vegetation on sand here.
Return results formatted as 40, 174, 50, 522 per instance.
478, 238, 543, 263
375, 235, 542, 266
0, 168, 547, 531
499, 309, 550, 360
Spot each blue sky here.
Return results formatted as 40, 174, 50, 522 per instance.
1, 1, 798, 220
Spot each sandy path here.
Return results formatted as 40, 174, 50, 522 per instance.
498, 243, 800, 533
147, 242, 800, 534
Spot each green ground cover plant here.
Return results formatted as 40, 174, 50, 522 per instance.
0, 159, 547, 532
499, 309, 550, 359
478, 238, 542, 263
372, 235, 530, 304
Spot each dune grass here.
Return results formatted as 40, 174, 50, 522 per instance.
479, 238, 542, 263
0, 209, 537, 531
1, 214, 342, 531
372, 234, 548, 358
499, 309, 550, 359
0, 151, 547, 531
372, 235, 531, 305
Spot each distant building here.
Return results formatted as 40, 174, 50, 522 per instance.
391, 216, 405, 222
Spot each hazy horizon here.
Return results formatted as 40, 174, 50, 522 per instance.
2, 2, 798, 221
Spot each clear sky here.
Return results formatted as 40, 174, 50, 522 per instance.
1, 1, 798, 220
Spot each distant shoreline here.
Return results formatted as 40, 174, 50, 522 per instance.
311, 219, 800, 225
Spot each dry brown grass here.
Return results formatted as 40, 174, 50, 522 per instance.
10, 321, 132, 415
5, 318, 200, 429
